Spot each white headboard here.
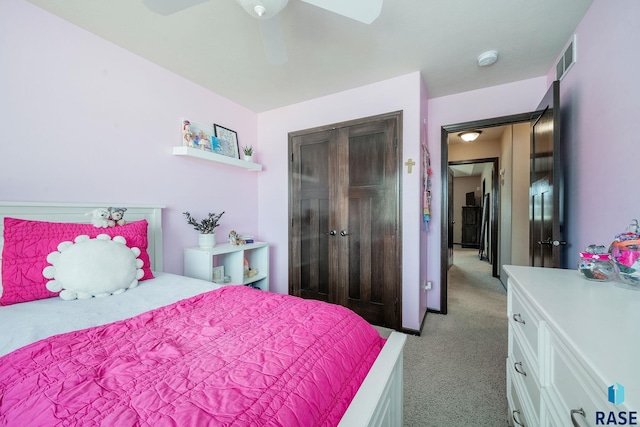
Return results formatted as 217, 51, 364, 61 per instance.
0, 202, 164, 272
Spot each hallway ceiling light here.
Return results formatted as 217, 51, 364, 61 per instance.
459, 131, 482, 142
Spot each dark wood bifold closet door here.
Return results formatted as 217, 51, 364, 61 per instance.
289, 112, 401, 330
289, 129, 333, 303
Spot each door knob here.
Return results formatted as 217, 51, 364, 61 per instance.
325, 230, 337, 236
537, 237, 567, 246
340, 230, 349, 236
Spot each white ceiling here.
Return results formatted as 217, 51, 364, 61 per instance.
449, 162, 493, 178
25, 0, 593, 112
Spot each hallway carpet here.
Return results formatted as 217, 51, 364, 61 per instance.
401, 248, 509, 426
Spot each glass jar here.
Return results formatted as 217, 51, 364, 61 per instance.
578, 252, 614, 281
611, 239, 640, 288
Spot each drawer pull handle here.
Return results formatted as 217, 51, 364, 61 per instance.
514, 361, 527, 377
571, 408, 586, 427
512, 409, 525, 426
512, 313, 526, 324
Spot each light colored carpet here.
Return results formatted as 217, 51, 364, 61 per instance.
399, 248, 508, 426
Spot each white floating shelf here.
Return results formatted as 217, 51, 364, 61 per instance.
172, 146, 262, 171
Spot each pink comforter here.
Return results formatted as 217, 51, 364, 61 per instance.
0, 286, 385, 426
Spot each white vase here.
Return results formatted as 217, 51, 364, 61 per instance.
244, 155, 253, 162
199, 233, 216, 249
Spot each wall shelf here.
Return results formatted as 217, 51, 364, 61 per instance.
173, 146, 262, 171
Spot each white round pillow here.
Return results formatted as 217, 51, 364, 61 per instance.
43, 234, 144, 300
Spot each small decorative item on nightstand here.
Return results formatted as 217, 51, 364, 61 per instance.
212, 266, 224, 283
183, 211, 225, 249
229, 230, 246, 246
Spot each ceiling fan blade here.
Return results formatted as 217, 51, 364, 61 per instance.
301, 0, 383, 24
142, 0, 209, 16
259, 16, 288, 65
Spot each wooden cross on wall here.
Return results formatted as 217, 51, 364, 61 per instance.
405, 158, 416, 174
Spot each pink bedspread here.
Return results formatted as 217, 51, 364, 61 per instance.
0, 286, 385, 426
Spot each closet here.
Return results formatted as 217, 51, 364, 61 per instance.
288, 112, 402, 329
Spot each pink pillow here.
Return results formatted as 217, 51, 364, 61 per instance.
1, 218, 154, 306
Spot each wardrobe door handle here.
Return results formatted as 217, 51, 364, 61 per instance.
512, 410, 525, 426
340, 230, 349, 236
325, 230, 337, 236
571, 408, 587, 427
512, 313, 526, 324
514, 361, 527, 377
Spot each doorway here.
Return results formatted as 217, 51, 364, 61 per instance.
439, 113, 531, 315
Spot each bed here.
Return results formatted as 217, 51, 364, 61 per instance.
0, 202, 406, 426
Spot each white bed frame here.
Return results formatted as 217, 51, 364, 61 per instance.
0, 201, 406, 427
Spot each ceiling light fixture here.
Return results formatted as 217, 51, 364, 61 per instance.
235, 0, 289, 20
477, 50, 498, 67
459, 131, 482, 142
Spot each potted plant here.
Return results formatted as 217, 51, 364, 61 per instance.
183, 211, 225, 248
242, 145, 254, 162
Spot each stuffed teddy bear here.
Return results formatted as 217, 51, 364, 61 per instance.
87, 208, 110, 228
108, 207, 127, 227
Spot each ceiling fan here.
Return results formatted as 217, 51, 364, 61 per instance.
142, 0, 383, 65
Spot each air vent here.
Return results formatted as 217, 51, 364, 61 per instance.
556, 35, 577, 80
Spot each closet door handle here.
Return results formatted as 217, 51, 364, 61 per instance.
512, 313, 526, 324
514, 361, 527, 377
340, 230, 349, 236
512, 410, 525, 426
325, 230, 337, 236
571, 408, 586, 427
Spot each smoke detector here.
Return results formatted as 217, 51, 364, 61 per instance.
478, 50, 498, 67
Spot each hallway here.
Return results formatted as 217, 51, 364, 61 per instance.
402, 248, 508, 426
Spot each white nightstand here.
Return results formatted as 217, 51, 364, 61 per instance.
184, 242, 269, 291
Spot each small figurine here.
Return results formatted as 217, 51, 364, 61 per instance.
182, 120, 194, 147
229, 230, 246, 246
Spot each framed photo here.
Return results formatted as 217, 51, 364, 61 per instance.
182, 119, 213, 152
213, 124, 240, 159
212, 266, 225, 283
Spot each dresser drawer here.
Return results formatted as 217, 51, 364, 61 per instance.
509, 286, 542, 365
507, 359, 536, 427
509, 335, 541, 419
546, 334, 618, 427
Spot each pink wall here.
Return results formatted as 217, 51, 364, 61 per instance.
4, 0, 634, 327
426, 77, 548, 310
257, 72, 426, 330
549, 0, 640, 266
0, 0, 260, 275
425, 0, 640, 311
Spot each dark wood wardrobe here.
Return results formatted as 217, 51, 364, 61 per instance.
288, 111, 402, 330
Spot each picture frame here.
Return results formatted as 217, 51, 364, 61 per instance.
213, 124, 240, 159
212, 265, 225, 283
182, 119, 213, 152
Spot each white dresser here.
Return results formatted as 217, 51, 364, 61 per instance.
505, 265, 640, 426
